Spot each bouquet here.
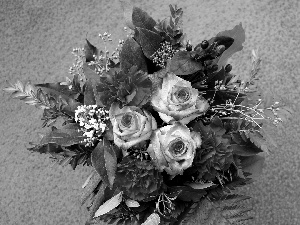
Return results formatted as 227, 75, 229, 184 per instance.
4, 3, 292, 225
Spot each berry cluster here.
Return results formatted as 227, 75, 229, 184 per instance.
75, 105, 110, 146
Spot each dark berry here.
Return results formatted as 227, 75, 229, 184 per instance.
200, 40, 209, 49
225, 64, 232, 72
216, 45, 225, 55
186, 43, 193, 51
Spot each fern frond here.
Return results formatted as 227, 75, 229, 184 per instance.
3, 80, 52, 109
179, 194, 253, 225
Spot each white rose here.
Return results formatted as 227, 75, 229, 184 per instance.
151, 72, 209, 125
109, 102, 157, 150
147, 122, 202, 176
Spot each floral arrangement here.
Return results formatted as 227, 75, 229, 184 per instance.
4, 3, 292, 225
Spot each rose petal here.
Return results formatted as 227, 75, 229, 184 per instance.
158, 112, 174, 124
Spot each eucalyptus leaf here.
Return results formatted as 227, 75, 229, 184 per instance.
120, 37, 148, 73
168, 51, 203, 75
91, 139, 118, 188
134, 27, 162, 59
94, 191, 123, 217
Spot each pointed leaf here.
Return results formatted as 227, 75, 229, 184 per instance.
94, 191, 123, 217
88, 182, 107, 219
141, 213, 160, 225
80, 171, 102, 205
168, 51, 203, 75
132, 7, 156, 31
85, 39, 98, 62
91, 139, 118, 188
217, 23, 246, 69
134, 27, 162, 59
120, 37, 148, 72
84, 79, 96, 105
83, 63, 103, 107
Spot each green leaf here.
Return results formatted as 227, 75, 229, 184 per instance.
240, 155, 265, 179
35, 82, 79, 100
58, 97, 82, 118
84, 79, 96, 105
141, 213, 160, 225
120, 37, 148, 73
83, 63, 103, 107
80, 171, 102, 206
91, 139, 118, 188
27, 142, 63, 155
84, 39, 98, 62
94, 191, 123, 217
132, 7, 157, 32
134, 27, 162, 59
217, 23, 246, 70
248, 130, 269, 153
168, 51, 203, 75
40, 123, 85, 146
88, 182, 107, 220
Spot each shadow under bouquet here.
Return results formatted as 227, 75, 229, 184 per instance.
4, 2, 292, 225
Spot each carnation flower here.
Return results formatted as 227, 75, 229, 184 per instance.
147, 122, 202, 176
151, 72, 209, 125
109, 102, 157, 151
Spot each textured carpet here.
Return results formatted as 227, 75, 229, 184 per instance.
1, 0, 299, 224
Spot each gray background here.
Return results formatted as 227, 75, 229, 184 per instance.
1, 0, 299, 224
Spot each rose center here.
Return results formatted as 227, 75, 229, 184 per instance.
121, 113, 133, 127
170, 139, 186, 156
176, 88, 190, 102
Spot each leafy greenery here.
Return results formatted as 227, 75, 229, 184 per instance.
3, 3, 292, 225
96, 65, 152, 108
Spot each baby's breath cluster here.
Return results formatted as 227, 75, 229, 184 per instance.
69, 47, 85, 80
88, 32, 122, 75
151, 41, 178, 68
75, 105, 110, 147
